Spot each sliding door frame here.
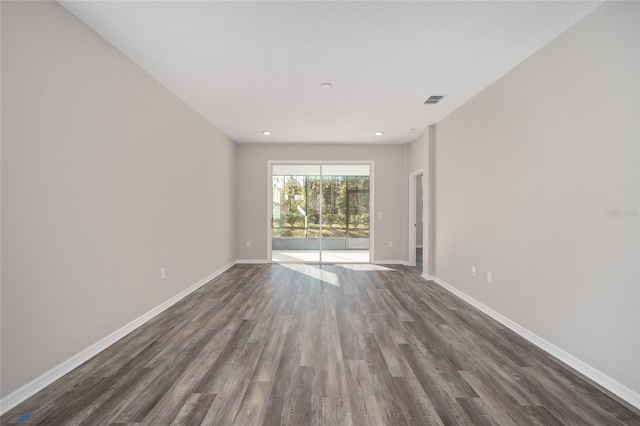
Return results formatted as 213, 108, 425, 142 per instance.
267, 160, 375, 263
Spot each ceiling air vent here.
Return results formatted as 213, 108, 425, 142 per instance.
424, 95, 444, 105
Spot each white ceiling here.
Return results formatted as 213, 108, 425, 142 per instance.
59, 0, 602, 145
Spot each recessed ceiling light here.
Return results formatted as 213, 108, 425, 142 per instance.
375, 131, 384, 136
321, 82, 333, 89
262, 130, 271, 136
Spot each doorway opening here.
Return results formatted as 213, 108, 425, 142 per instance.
408, 170, 424, 271
269, 162, 373, 263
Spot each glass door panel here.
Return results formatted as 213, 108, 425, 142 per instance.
272, 165, 320, 262
271, 163, 370, 263
320, 164, 370, 263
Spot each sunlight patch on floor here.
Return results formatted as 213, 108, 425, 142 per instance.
280, 263, 340, 286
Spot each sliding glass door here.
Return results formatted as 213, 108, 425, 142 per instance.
271, 164, 321, 262
270, 163, 371, 263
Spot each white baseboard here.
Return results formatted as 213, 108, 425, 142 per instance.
236, 259, 269, 264
373, 260, 405, 265
0, 261, 236, 415
428, 276, 640, 411
421, 273, 436, 281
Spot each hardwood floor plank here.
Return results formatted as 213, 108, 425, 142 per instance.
320, 320, 348, 397
288, 366, 316, 426
195, 320, 258, 394
392, 376, 444, 425
278, 272, 300, 315
251, 314, 291, 382
300, 308, 322, 366
521, 405, 563, 426
373, 330, 414, 378
2, 264, 638, 426
400, 331, 478, 400
261, 331, 302, 425
335, 305, 364, 361
168, 393, 216, 426
403, 318, 471, 372
455, 397, 501, 426
363, 285, 411, 344
322, 397, 353, 426
197, 342, 264, 425
379, 288, 415, 323
521, 364, 633, 425
458, 370, 537, 426
398, 343, 475, 425
362, 333, 411, 425
134, 287, 262, 424
429, 318, 542, 407
77, 363, 160, 425
344, 360, 385, 426
27, 341, 163, 426
231, 380, 272, 426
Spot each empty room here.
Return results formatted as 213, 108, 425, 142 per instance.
1, 0, 639, 425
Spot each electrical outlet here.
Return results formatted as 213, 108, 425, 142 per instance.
388, 241, 393, 248
487, 272, 493, 283
246, 241, 252, 247
471, 267, 477, 277
378, 211, 382, 218
160, 268, 166, 279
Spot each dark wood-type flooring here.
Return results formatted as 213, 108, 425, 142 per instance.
3, 263, 639, 425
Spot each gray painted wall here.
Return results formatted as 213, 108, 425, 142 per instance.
426, 126, 436, 277
1, 1, 236, 397
407, 135, 423, 175
408, 135, 425, 252
435, 1, 639, 392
